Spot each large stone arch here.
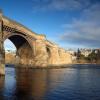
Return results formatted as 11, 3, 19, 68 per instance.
4, 33, 34, 51
4, 33, 34, 66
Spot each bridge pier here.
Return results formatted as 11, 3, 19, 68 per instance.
33, 39, 48, 67
0, 12, 5, 75
48, 46, 60, 65
0, 50, 5, 76
58, 48, 72, 64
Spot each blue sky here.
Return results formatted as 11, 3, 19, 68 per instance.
0, 0, 100, 50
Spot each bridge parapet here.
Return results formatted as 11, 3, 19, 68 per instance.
45, 40, 58, 48
36, 34, 46, 40
3, 17, 37, 38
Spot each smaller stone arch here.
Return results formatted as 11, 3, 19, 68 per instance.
46, 46, 52, 65
46, 47, 51, 58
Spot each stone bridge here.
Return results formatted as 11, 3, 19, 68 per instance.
0, 12, 72, 75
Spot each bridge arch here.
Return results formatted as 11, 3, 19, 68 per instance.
3, 33, 33, 50
46, 46, 52, 64
4, 33, 34, 66
46, 47, 51, 58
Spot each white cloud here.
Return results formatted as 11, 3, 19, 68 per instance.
60, 2, 100, 48
4, 39, 16, 51
32, 0, 100, 48
32, 0, 91, 12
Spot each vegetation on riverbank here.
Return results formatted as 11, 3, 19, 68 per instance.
74, 49, 100, 64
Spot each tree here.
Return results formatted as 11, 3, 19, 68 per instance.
87, 50, 97, 63
77, 48, 81, 60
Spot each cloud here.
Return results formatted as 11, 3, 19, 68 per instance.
32, 0, 91, 12
32, 0, 100, 48
60, 2, 100, 48
4, 39, 16, 51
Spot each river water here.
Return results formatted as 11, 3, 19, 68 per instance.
0, 64, 100, 100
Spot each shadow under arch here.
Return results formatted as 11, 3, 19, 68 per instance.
46, 47, 51, 57
4, 34, 34, 67
46, 46, 51, 63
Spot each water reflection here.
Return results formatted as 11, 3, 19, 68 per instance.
15, 69, 67, 100
0, 76, 4, 100
0, 65, 100, 100
15, 69, 48, 100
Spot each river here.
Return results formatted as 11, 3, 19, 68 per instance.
0, 64, 100, 100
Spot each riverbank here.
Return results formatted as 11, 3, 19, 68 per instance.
5, 63, 100, 69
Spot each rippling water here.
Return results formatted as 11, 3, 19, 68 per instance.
0, 64, 100, 100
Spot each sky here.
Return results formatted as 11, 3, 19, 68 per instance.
0, 0, 100, 50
